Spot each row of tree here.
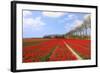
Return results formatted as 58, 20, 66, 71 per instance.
66, 15, 91, 39
43, 15, 91, 39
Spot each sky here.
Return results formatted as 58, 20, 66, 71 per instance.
23, 10, 89, 38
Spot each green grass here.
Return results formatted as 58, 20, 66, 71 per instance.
40, 46, 58, 61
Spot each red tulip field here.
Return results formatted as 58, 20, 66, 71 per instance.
22, 38, 91, 63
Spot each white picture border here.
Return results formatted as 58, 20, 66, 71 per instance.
16, 3, 96, 70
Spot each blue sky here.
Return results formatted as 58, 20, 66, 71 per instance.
23, 10, 89, 38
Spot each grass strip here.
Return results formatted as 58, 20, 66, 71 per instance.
40, 46, 58, 61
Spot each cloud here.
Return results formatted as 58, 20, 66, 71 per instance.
23, 17, 46, 30
61, 14, 77, 23
84, 14, 91, 24
70, 14, 90, 29
65, 14, 77, 21
64, 19, 83, 32
84, 14, 90, 20
64, 23, 73, 32
42, 11, 65, 18
72, 20, 83, 29
23, 11, 32, 18
68, 14, 75, 19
